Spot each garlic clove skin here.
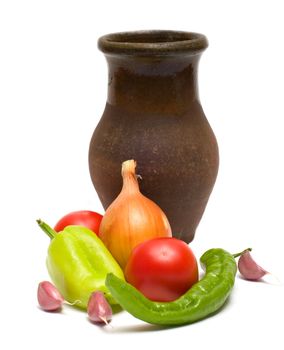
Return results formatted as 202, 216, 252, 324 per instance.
238, 251, 267, 281
37, 281, 64, 311
87, 291, 112, 325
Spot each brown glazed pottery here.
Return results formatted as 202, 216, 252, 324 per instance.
89, 30, 219, 243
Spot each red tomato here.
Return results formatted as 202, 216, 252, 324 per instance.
125, 237, 199, 302
54, 210, 103, 235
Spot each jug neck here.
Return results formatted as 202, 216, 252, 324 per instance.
105, 54, 202, 114
98, 31, 208, 115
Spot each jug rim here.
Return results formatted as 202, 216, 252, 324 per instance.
98, 30, 208, 56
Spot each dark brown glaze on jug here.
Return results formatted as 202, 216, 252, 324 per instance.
89, 31, 219, 243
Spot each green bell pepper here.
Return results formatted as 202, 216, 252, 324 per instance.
37, 219, 124, 309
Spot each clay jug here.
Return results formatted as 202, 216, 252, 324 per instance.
89, 30, 219, 243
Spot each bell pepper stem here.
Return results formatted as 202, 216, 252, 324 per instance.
37, 219, 57, 239
232, 248, 252, 259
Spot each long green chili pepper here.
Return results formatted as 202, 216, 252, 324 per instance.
106, 248, 243, 326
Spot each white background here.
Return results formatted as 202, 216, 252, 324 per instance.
1, 0, 284, 348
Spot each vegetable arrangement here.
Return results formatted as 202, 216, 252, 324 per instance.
37, 159, 273, 328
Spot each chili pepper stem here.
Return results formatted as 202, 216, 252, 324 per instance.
232, 248, 252, 259
37, 219, 57, 239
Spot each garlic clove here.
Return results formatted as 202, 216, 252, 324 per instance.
37, 281, 64, 311
238, 250, 267, 281
87, 291, 112, 325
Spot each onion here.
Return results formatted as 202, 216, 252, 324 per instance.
99, 159, 172, 269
